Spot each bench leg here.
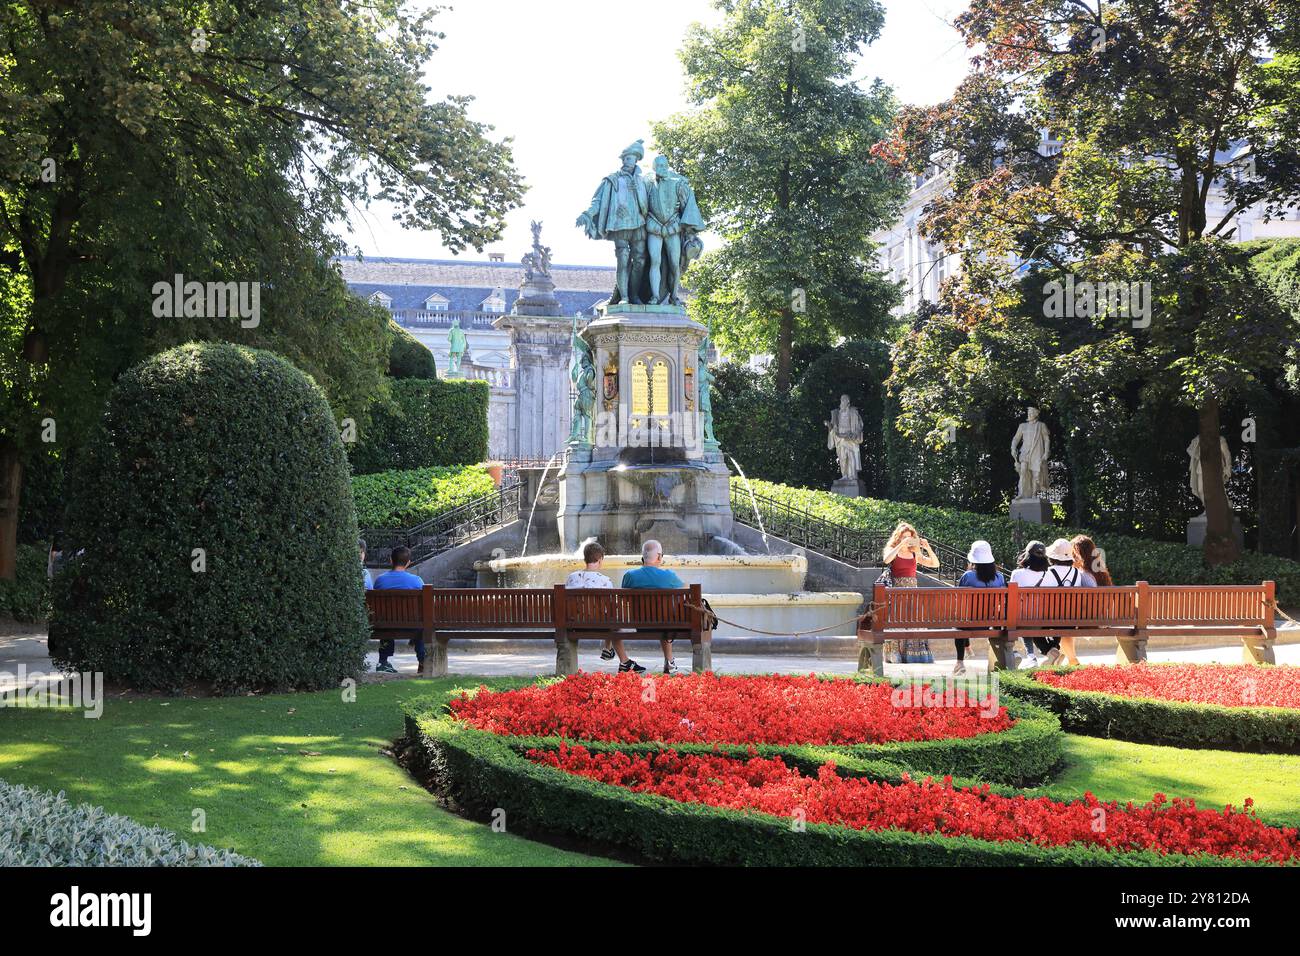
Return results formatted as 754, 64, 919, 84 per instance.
555, 638, 579, 677
1116, 635, 1147, 665
423, 640, 448, 678
857, 639, 885, 676
691, 639, 712, 673
1242, 636, 1276, 665
986, 634, 1015, 672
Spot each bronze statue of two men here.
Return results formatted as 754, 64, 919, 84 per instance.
576, 139, 705, 307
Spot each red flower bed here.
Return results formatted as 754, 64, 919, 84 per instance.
450, 673, 1012, 746
528, 745, 1300, 864
1036, 664, 1300, 709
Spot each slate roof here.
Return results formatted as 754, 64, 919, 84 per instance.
348, 282, 607, 317
336, 256, 615, 292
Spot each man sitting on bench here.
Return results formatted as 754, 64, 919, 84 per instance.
372, 545, 426, 674
620, 539, 686, 676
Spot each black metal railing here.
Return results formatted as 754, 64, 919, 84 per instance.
363, 480, 522, 567
728, 488, 1009, 582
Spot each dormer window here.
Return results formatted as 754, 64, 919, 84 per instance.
481, 288, 506, 313
369, 291, 392, 309
424, 293, 449, 311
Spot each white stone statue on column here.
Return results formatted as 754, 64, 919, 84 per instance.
1186, 434, 1242, 547
1010, 406, 1052, 523
826, 394, 864, 497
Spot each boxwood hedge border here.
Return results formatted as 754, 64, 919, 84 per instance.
403, 708, 1265, 868
999, 668, 1300, 754
427, 676, 1064, 787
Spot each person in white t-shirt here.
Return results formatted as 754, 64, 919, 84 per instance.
1010, 538, 1094, 666
564, 541, 645, 673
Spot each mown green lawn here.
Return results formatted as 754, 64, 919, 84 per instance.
1033, 734, 1300, 827
0, 676, 619, 867
2, 675, 1297, 865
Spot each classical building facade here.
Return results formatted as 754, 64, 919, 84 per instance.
338, 255, 614, 462
872, 135, 1300, 314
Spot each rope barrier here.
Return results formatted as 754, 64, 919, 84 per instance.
684, 601, 880, 639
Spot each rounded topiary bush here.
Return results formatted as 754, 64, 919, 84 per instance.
49, 342, 368, 693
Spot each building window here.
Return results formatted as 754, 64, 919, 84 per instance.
369, 292, 392, 309
424, 294, 449, 311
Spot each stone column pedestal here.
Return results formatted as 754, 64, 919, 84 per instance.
1186, 512, 1244, 549
831, 477, 865, 498
1010, 497, 1053, 524
986, 634, 1016, 671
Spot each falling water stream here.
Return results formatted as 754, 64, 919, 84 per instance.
519, 450, 563, 558
727, 454, 770, 554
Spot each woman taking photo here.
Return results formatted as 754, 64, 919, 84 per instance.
882, 520, 941, 663
955, 540, 1005, 675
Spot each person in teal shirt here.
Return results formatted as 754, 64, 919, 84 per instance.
620, 539, 686, 675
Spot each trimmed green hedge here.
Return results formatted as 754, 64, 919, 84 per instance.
387, 320, 437, 379
737, 478, 1300, 605
49, 343, 368, 694
1000, 669, 1300, 754
0, 544, 51, 622
409, 690, 1061, 787
350, 378, 489, 475
352, 464, 496, 529
404, 706, 1259, 867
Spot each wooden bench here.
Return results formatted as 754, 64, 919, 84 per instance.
364, 584, 711, 677
858, 581, 1278, 674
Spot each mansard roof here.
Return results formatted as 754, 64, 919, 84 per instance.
347, 282, 606, 317
336, 255, 614, 293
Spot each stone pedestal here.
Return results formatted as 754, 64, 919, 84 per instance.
556, 304, 733, 554
831, 477, 865, 498
1010, 497, 1053, 524
1186, 512, 1244, 549
494, 313, 572, 461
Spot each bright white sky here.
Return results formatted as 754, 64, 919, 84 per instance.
340, 0, 973, 266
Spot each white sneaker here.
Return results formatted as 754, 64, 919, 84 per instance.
664, 660, 683, 675
1023, 654, 1040, 669
952, 662, 966, 676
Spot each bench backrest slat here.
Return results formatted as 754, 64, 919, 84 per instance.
1145, 585, 1269, 626
1018, 586, 1138, 625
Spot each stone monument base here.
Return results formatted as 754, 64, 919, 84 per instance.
1187, 513, 1244, 549
1010, 497, 1053, 524
557, 447, 733, 555
831, 477, 865, 498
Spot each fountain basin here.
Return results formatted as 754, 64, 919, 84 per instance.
474, 553, 809, 593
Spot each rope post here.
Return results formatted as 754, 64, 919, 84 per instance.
988, 582, 1017, 672
1244, 580, 1277, 665
689, 584, 712, 673
858, 583, 887, 676
553, 584, 577, 676
1118, 582, 1150, 666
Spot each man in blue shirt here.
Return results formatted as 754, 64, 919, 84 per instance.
373, 545, 425, 674
621, 539, 686, 675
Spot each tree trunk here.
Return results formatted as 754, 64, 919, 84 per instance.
776, 307, 793, 395
0, 440, 22, 580
1199, 397, 1239, 565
